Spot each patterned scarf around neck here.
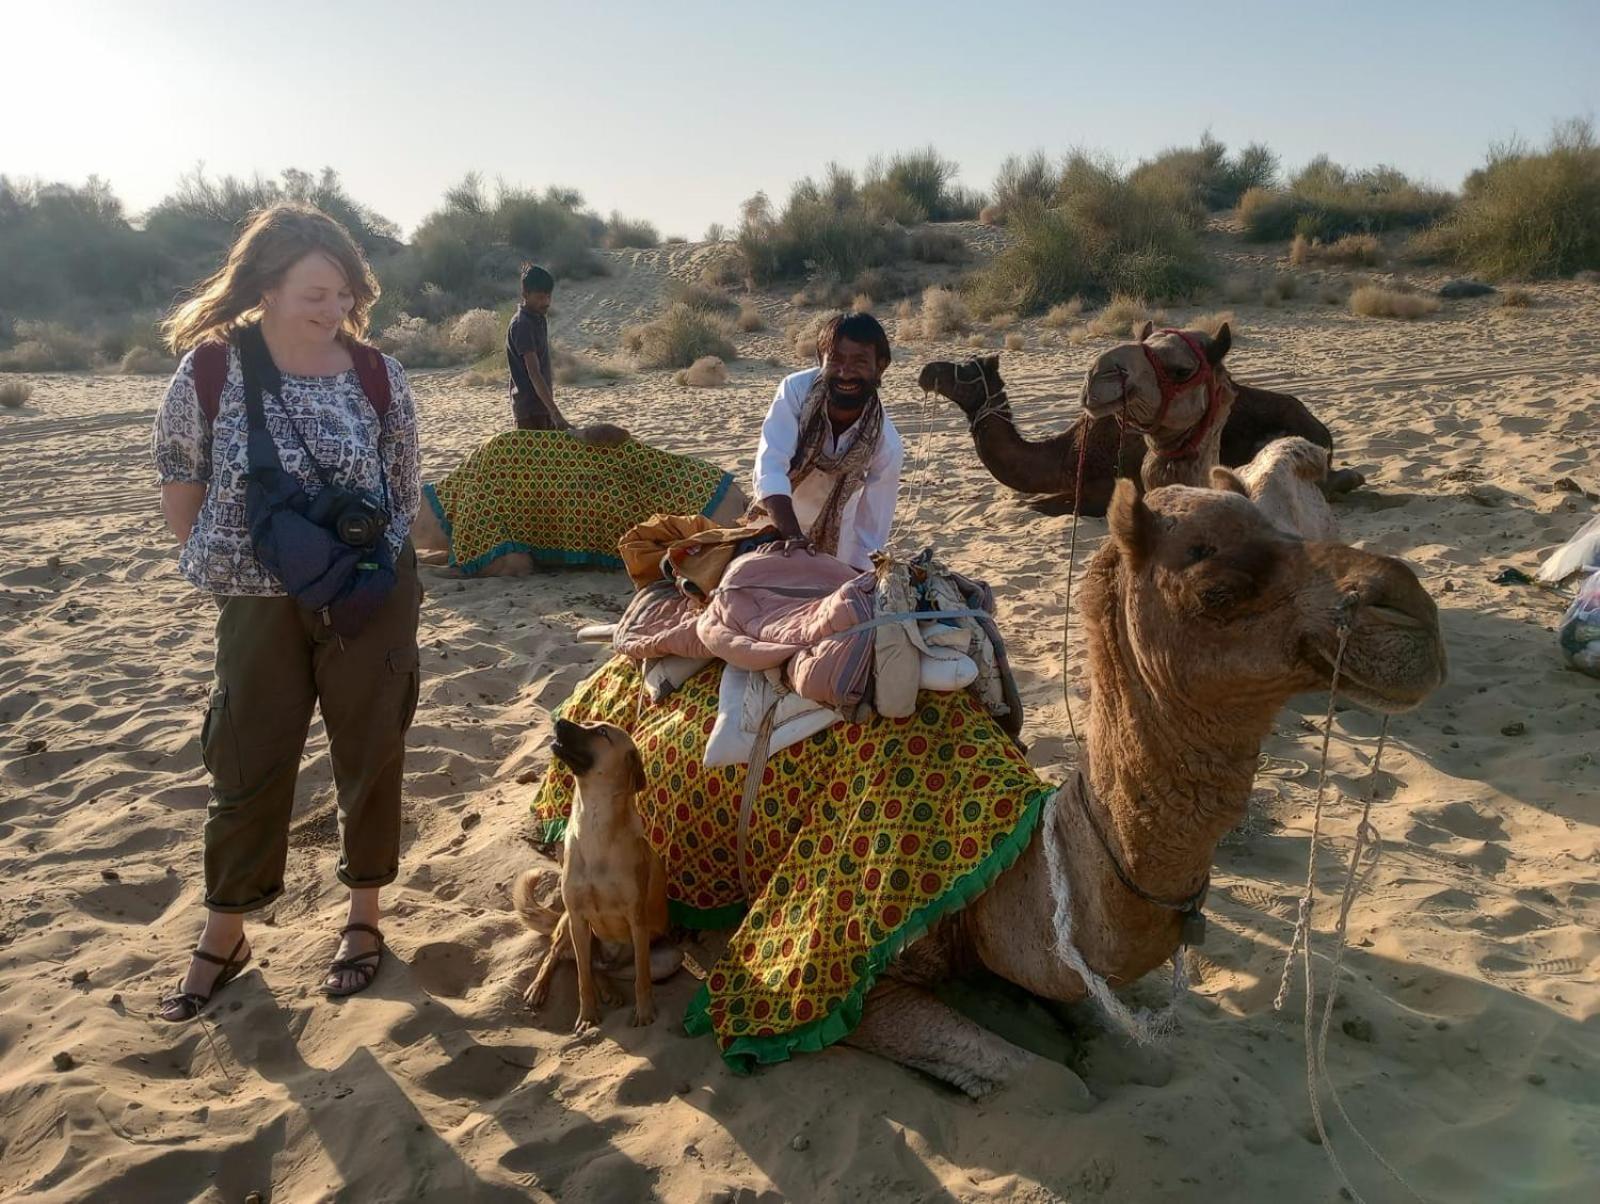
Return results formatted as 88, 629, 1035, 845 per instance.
784, 372, 884, 557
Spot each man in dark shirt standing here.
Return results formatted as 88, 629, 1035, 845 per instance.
506, 264, 570, 430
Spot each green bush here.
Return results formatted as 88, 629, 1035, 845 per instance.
603, 211, 660, 249
968, 153, 1209, 314
622, 302, 737, 369
0, 320, 97, 371
861, 148, 985, 223
736, 189, 905, 285
1241, 156, 1453, 242
1129, 134, 1280, 214
986, 151, 1059, 224
1422, 118, 1600, 278
0, 177, 169, 318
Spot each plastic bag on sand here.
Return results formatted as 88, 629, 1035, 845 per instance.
1558, 568, 1600, 677
1538, 514, 1600, 584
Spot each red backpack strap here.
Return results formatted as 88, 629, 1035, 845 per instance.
191, 340, 230, 425
348, 341, 393, 417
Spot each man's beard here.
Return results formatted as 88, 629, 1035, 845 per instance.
826, 378, 878, 411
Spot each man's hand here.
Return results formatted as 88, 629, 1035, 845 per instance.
760, 494, 814, 556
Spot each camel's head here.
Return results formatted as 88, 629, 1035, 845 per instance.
1080, 324, 1232, 437
1094, 480, 1446, 715
918, 355, 1006, 420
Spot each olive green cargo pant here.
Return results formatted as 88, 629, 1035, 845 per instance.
200, 545, 422, 912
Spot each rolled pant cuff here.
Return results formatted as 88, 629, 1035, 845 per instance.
337, 866, 399, 891
204, 884, 285, 915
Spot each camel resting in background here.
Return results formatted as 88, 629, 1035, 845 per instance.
920, 334, 1361, 516
1214, 436, 1339, 542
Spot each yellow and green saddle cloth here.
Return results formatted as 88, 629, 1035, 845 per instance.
531, 656, 1051, 1071
423, 431, 735, 575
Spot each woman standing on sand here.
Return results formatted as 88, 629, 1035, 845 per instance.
150, 203, 421, 1019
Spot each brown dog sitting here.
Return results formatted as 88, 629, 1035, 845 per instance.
513, 718, 669, 1032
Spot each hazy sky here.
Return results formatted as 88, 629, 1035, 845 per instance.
7, 0, 1596, 237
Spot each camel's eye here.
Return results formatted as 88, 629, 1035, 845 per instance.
1187, 544, 1215, 564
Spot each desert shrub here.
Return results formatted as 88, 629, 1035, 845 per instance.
987, 151, 1059, 224
851, 293, 874, 314
861, 148, 985, 223
704, 222, 728, 243
623, 302, 736, 369
736, 188, 905, 285
1349, 285, 1440, 320
916, 286, 969, 339
989, 311, 1018, 330
0, 320, 96, 371
785, 313, 829, 363
377, 315, 460, 367
1043, 298, 1085, 327
1423, 119, 1600, 278
700, 248, 744, 288
603, 211, 660, 249
675, 355, 729, 388
966, 334, 988, 349
449, 308, 502, 358
1290, 232, 1383, 267
737, 303, 765, 331
1129, 134, 1280, 214
1004, 332, 1025, 351
1241, 157, 1453, 242
0, 176, 169, 319
1187, 310, 1235, 338
907, 227, 968, 264
0, 380, 34, 407
1499, 286, 1533, 308
551, 343, 629, 386
668, 281, 740, 316
400, 175, 605, 309
1086, 294, 1155, 338
119, 346, 171, 374
967, 153, 1209, 314
1268, 272, 1299, 300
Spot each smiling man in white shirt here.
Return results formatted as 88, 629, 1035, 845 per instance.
751, 312, 903, 572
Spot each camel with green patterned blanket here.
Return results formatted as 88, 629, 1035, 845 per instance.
413, 428, 747, 577
532, 480, 1445, 1096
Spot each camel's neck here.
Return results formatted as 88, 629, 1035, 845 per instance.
966, 556, 1276, 999
964, 395, 1076, 495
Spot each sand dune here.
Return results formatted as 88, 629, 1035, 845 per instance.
1, 258, 1598, 1201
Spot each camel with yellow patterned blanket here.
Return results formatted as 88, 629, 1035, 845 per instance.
530, 481, 1445, 1096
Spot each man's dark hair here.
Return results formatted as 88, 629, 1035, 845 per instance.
817, 311, 891, 367
520, 264, 555, 294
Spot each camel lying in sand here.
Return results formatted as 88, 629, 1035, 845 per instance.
830, 480, 1443, 1094
920, 330, 1361, 515
1214, 436, 1339, 542
840, 480, 1444, 1095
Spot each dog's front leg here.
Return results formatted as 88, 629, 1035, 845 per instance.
569, 913, 602, 1035
628, 907, 656, 1026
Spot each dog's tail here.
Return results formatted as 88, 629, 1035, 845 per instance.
511, 867, 564, 934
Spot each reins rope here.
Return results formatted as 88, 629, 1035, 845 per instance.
1271, 595, 1430, 1204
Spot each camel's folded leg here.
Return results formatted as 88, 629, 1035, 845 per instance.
843, 979, 1041, 1099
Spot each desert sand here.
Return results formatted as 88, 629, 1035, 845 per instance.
1, 235, 1598, 1203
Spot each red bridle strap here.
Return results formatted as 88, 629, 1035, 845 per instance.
1128, 329, 1228, 461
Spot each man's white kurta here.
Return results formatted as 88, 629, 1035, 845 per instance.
752, 368, 904, 572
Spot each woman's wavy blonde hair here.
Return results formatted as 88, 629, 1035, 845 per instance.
162, 202, 380, 353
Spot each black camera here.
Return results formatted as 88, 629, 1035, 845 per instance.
308, 485, 390, 549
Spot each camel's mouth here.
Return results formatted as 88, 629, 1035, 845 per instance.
1303, 605, 1447, 713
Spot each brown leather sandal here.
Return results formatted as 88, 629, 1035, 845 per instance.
159, 936, 251, 1022
322, 923, 385, 998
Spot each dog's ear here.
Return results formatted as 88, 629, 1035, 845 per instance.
627, 747, 648, 795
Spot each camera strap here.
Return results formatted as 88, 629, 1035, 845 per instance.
237, 326, 388, 509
